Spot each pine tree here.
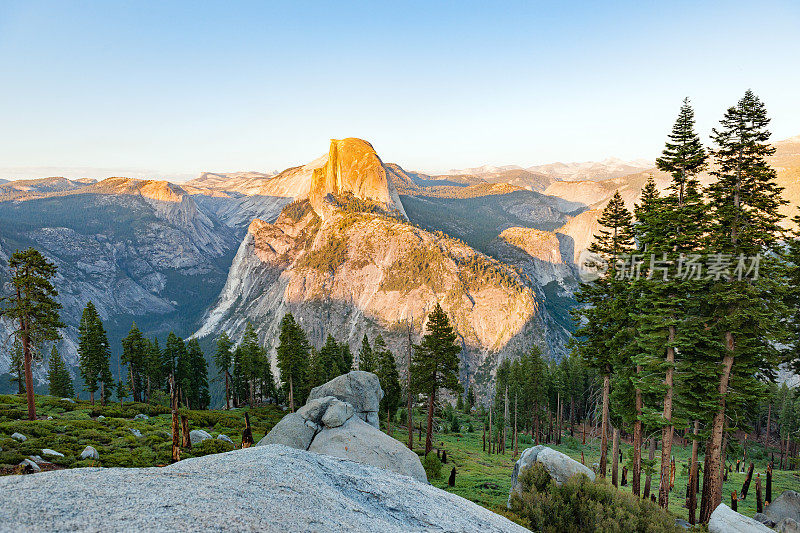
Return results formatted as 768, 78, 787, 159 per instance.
145, 336, 162, 400
77, 301, 112, 405
411, 303, 462, 455
466, 385, 476, 412
214, 331, 234, 408
10, 341, 24, 395
374, 334, 401, 421
276, 313, 311, 411
310, 334, 343, 388
0, 248, 64, 419
121, 322, 148, 402
573, 191, 635, 477
48, 345, 74, 398
187, 338, 210, 409
700, 90, 786, 523
358, 334, 374, 372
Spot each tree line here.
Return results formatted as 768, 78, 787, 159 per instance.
572, 90, 800, 524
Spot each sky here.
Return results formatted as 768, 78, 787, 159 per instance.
1, 0, 799, 180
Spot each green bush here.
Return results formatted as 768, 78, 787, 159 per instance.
422, 452, 443, 479
509, 463, 681, 533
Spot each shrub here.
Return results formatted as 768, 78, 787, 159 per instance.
509, 463, 681, 533
422, 452, 443, 479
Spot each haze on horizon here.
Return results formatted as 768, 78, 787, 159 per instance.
1, 0, 798, 181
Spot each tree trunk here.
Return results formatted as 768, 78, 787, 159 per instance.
612, 427, 620, 487
425, 388, 435, 456
289, 375, 295, 413
632, 365, 643, 496
688, 420, 700, 525
170, 375, 180, 463
659, 326, 676, 508
224, 370, 231, 410
489, 403, 493, 455
181, 415, 191, 449
700, 338, 735, 524
644, 437, 656, 499
599, 370, 610, 478
22, 332, 36, 420
513, 394, 518, 457
766, 403, 772, 445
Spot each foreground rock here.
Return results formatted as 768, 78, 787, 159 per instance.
767, 490, 800, 524
708, 503, 773, 533
508, 445, 595, 507
259, 372, 425, 482
0, 445, 527, 533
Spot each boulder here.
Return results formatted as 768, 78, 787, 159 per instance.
18, 458, 40, 473
321, 399, 354, 428
129, 428, 143, 438
296, 396, 337, 424
767, 490, 800, 524
308, 371, 383, 429
257, 413, 316, 450
134, 414, 149, 421
754, 513, 776, 527
708, 503, 773, 533
97, 416, 106, 421
80, 446, 99, 460
217, 434, 234, 444
308, 416, 427, 483
11, 432, 27, 442
42, 449, 64, 458
0, 445, 523, 532
777, 518, 800, 533
189, 430, 213, 446
508, 446, 593, 507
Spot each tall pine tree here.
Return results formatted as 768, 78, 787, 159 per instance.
276, 313, 311, 411
48, 345, 74, 398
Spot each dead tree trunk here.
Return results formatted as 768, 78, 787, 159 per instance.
181, 415, 191, 449
611, 427, 620, 487
170, 375, 180, 463
242, 412, 254, 448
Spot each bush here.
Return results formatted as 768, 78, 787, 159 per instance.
422, 452, 443, 479
509, 463, 681, 533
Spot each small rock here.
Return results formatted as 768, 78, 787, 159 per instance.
321, 400, 355, 428
674, 518, 690, 529
80, 446, 99, 460
133, 414, 149, 421
19, 458, 40, 473
47, 416, 53, 420
708, 503, 773, 532
129, 428, 142, 438
28, 455, 46, 465
216, 434, 233, 444
97, 415, 106, 420
777, 518, 800, 533
42, 449, 64, 458
11, 432, 27, 442
189, 430, 213, 446
60, 398, 75, 403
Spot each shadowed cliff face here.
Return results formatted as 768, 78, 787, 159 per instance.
310, 138, 407, 220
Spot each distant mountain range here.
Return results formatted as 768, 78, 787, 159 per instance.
1, 135, 798, 401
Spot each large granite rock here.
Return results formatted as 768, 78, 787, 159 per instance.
257, 413, 317, 450
308, 371, 383, 429
309, 416, 426, 483
0, 445, 526, 533
777, 518, 800, 533
190, 430, 213, 446
708, 503, 773, 533
508, 445, 594, 507
768, 490, 800, 524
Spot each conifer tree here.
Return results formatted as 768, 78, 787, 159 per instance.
10, 341, 24, 395
214, 331, 234, 408
411, 303, 462, 455
310, 334, 343, 388
121, 322, 148, 402
187, 338, 210, 409
276, 313, 311, 411
77, 301, 113, 405
700, 90, 786, 522
1, 248, 64, 419
573, 191, 634, 477
358, 334, 374, 372
145, 337, 162, 400
374, 334, 401, 421
48, 345, 74, 398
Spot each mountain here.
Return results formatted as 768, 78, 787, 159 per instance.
527, 157, 653, 182
195, 138, 570, 393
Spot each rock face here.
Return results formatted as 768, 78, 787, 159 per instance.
0, 445, 526, 533
508, 445, 595, 507
309, 416, 427, 483
259, 372, 425, 482
308, 372, 383, 428
708, 503, 773, 533
767, 490, 800, 524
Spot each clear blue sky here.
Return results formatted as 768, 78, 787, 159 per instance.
1, 0, 799, 179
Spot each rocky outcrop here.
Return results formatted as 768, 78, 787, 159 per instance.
508, 445, 595, 507
708, 503, 773, 532
0, 445, 527, 533
767, 491, 800, 525
258, 372, 425, 482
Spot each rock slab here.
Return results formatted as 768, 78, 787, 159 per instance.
708, 503, 773, 533
308, 416, 426, 483
0, 445, 527, 533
